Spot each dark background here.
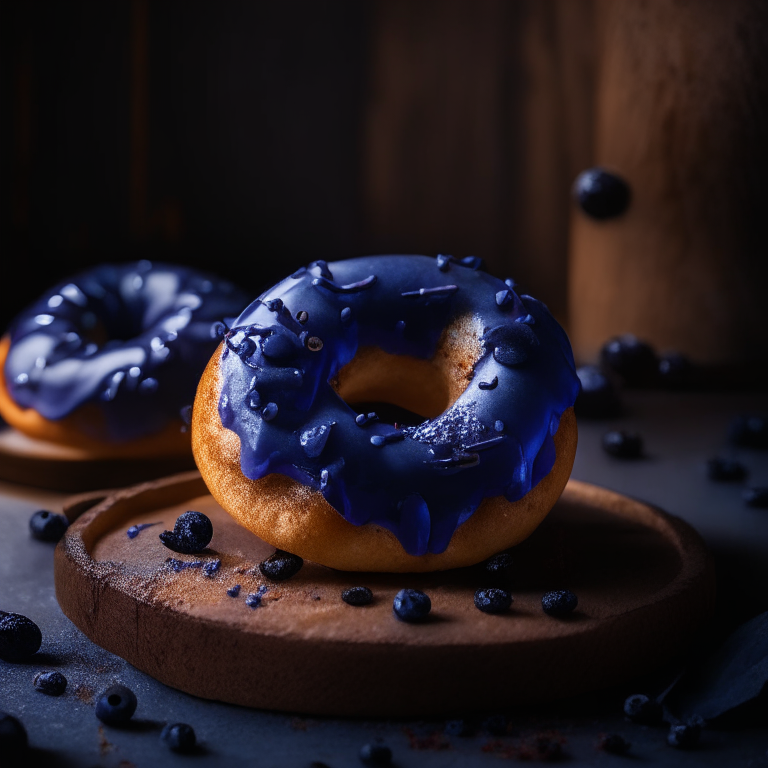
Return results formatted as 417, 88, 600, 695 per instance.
1, 0, 593, 331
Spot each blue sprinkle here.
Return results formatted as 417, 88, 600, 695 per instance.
262, 402, 278, 421
494, 420, 505, 432
165, 558, 204, 573
320, 468, 330, 489
395, 320, 406, 334
340, 307, 352, 324
496, 290, 514, 309
478, 376, 498, 391
401, 285, 458, 299
355, 412, 378, 427
516, 313, 535, 325
371, 432, 405, 447
246, 585, 269, 608
464, 436, 506, 451
248, 389, 261, 410
300, 423, 334, 458
505, 278, 516, 289
203, 559, 221, 577
126, 522, 160, 539
312, 275, 377, 293
459, 256, 482, 270
264, 298, 283, 312
436, 254, 452, 272
138, 378, 158, 394
227, 584, 241, 597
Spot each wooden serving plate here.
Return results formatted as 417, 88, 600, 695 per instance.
54, 472, 715, 717
0, 427, 195, 492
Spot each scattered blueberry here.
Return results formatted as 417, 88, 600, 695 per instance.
599, 733, 630, 754
0, 612, 42, 661
483, 713, 509, 736
658, 352, 695, 389
29, 510, 68, 542
359, 743, 392, 765
342, 587, 373, 606
95, 684, 138, 726
203, 559, 221, 577
483, 552, 514, 581
34, 671, 67, 696
392, 589, 431, 622
729, 415, 768, 449
706, 457, 747, 482
623, 693, 662, 725
259, 550, 303, 582
444, 718, 474, 737
226, 584, 241, 598
602, 431, 643, 459
159, 511, 213, 554
600, 334, 658, 387
573, 167, 631, 220
161, 722, 197, 753
0, 711, 27, 755
541, 590, 578, 617
667, 720, 702, 749
474, 588, 513, 614
575, 365, 622, 418
743, 487, 768, 509
126, 522, 159, 539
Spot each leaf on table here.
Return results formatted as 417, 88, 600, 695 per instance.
661, 610, 768, 721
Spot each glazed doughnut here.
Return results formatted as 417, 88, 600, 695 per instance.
0, 261, 249, 458
193, 255, 580, 572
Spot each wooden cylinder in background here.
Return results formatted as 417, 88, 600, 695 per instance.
568, 0, 768, 368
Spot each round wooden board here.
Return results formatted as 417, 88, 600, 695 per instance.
54, 471, 715, 717
0, 427, 195, 492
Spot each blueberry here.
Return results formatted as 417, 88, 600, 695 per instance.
483, 552, 514, 581
667, 720, 702, 749
95, 684, 138, 725
259, 550, 303, 582
0, 712, 27, 755
474, 588, 513, 614
573, 167, 631, 220
575, 365, 622, 418
359, 743, 392, 765
29, 510, 69, 542
541, 589, 578, 617
623, 693, 662, 724
392, 589, 431, 622
600, 334, 658, 387
342, 587, 373, 606
602, 431, 643, 459
658, 352, 695, 389
743, 487, 768, 508
706, 457, 747, 482
34, 670, 67, 696
0, 612, 42, 661
729, 415, 768, 449
159, 511, 213, 554
600, 733, 630, 754
161, 722, 197, 753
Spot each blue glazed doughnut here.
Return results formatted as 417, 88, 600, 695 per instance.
193, 255, 579, 570
0, 261, 249, 454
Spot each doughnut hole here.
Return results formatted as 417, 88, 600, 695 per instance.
331, 314, 483, 424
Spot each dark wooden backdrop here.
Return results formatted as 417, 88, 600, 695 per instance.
1, 0, 590, 331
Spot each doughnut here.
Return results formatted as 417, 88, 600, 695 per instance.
0, 261, 249, 458
193, 255, 580, 572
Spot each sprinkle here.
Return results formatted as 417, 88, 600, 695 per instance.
227, 584, 241, 597
312, 275, 377, 293
478, 376, 498, 390
494, 420, 505, 432
126, 522, 160, 539
516, 313, 535, 325
459, 255, 482, 270
248, 389, 261, 410
308, 260, 333, 279
495, 290, 514, 309
264, 298, 284, 312
401, 285, 458, 299
139, 377, 158, 393
436, 254, 452, 272
34, 314, 54, 326
246, 585, 269, 608
203, 559, 221, 577
340, 307, 352, 324
428, 453, 480, 470
371, 432, 405, 447
320, 469, 330, 489
165, 558, 204, 572
300, 423, 334, 458
464, 436, 506, 451
355, 412, 378, 426
262, 402, 278, 421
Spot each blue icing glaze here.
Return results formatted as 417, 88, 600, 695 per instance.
217, 255, 579, 557
4, 261, 250, 441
